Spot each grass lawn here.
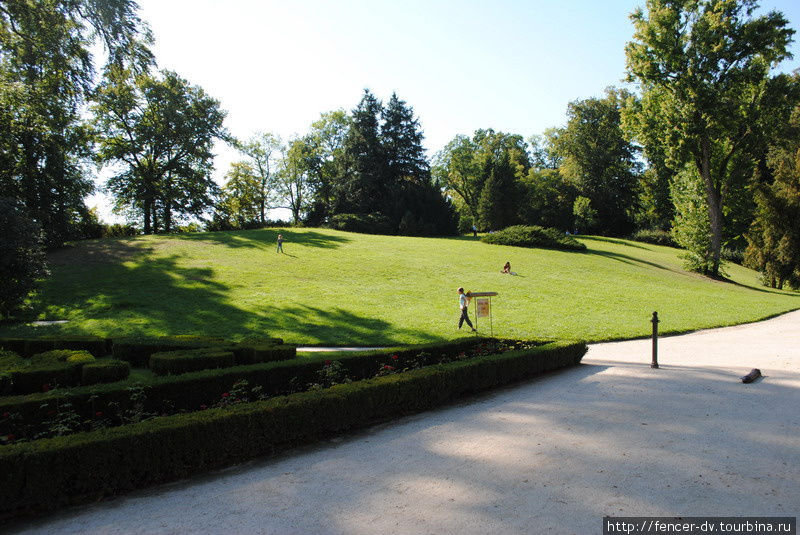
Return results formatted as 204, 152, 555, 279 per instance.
1, 228, 797, 345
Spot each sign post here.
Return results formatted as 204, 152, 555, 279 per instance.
468, 291, 498, 337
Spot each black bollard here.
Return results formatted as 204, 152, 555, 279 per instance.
651, 311, 659, 368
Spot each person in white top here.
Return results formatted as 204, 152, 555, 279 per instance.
457, 287, 476, 332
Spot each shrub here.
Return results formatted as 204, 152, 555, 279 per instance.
327, 213, 394, 235
9, 363, 83, 395
112, 335, 227, 367
232, 343, 295, 365
81, 360, 130, 385
150, 349, 236, 376
31, 350, 95, 365
0, 336, 110, 358
481, 225, 586, 251
0, 340, 586, 518
629, 229, 677, 247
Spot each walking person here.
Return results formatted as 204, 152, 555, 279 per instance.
457, 287, 476, 332
276, 233, 284, 253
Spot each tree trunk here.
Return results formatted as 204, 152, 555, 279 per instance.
699, 137, 723, 276
143, 199, 152, 234
164, 201, 172, 233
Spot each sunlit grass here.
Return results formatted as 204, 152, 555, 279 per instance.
1, 227, 797, 345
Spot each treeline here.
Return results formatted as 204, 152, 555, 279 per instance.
212, 90, 458, 236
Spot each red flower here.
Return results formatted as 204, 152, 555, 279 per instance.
391, 355, 399, 360
41, 383, 51, 392
47, 410, 56, 416
95, 411, 103, 417
1, 412, 9, 419
324, 360, 332, 366
200, 404, 207, 410
221, 392, 230, 398
382, 365, 395, 371
6, 434, 14, 442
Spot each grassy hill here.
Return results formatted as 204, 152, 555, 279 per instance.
1, 228, 797, 345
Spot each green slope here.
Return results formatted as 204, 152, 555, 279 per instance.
2, 228, 797, 345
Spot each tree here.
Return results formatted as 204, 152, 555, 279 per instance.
236, 132, 283, 225
305, 110, 349, 224
93, 69, 229, 233
434, 129, 529, 228
555, 88, 640, 236
278, 136, 317, 224
745, 105, 800, 289
0, 198, 48, 318
215, 162, 263, 228
477, 153, 520, 231
335, 89, 386, 215
573, 196, 597, 233
625, 0, 795, 275
0, 0, 152, 246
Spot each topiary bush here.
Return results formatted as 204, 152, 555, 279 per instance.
81, 360, 130, 385
481, 225, 586, 251
149, 349, 236, 376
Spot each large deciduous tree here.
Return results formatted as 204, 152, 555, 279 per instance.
0, 0, 152, 246
93, 69, 228, 233
554, 88, 640, 236
625, 0, 794, 276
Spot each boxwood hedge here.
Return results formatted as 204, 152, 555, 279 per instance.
0, 340, 585, 519
481, 225, 586, 251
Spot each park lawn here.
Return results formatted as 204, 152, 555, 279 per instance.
0, 227, 797, 345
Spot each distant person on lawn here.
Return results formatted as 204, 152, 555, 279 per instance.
276, 234, 284, 253
457, 287, 476, 332
501, 262, 516, 275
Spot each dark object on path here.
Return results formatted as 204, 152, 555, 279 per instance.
740, 368, 761, 383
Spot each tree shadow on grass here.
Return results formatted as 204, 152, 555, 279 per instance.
12, 249, 438, 345
582, 248, 678, 273
173, 228, 350, 250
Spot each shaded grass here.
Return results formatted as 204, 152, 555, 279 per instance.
0, 228, 797, 345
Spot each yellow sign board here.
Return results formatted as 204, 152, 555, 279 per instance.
476, 297, 491, 318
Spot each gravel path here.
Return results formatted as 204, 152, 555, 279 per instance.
7, 310, 800, 534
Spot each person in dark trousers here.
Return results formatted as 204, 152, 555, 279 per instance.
457, 287, 476, 331
472, 225, 478, 237
276, 234, 284, 253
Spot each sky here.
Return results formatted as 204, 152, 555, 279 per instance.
88, 0, 800, 222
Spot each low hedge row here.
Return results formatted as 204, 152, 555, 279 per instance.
0, 337, 111, 358
0, 338, 486, 430
81, 360, 130, 386
1, 350, 99, 395
150, 349, 236, 376
0, 340, 586, 518
112, 335, 286, 368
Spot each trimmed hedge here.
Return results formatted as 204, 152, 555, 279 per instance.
150, 349, 236, 376
629, 229, 677, 247
112, 335, 228, 368
0, 340, 586, 518
0, 338, 485, 428
81, 360, 130, 386
0, 336, 111, 358
112, 335, 286, 368
31, 350, 95, 365
8, 363, 84, 395
481, 225, 586, 251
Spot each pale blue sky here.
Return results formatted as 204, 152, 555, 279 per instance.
90, 0, 800, 220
